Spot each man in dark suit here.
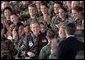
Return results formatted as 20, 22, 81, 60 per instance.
57, 23, 84, 59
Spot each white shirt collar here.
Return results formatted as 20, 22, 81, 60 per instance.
66, 35, 75, 38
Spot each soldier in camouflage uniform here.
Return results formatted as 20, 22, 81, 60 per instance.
19, 1, 32, 21
27, 4, 41, 24
48, 1, 55, 17
39, 29, 57, 59
1, 23, 17, 59
51, 7, 70, 32
39, 16, 52, 29
9, 1, 20, 12
50, 2, 63, 32
71, 6, 84, 43
39, 2, 52, 29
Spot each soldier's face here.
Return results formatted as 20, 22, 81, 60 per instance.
19, 26, 24, 35
9, 24, 14, 32
28, 7, 36, 16
40, 24, 46, 33
58, 27, 66, 39
36, 1, 41, 7
72, 10, 79, 19
71, 1, 80, 9
24, 26, 30, 34
1, 2, 9, 10
30, 23, 40, 36
4, 9, 11, 18
54, 4, 61, 14
21, 1, 28, 6
40, 5, 48, 14
10, 15, 18, 23
66, 1, 71, 10
58, 8, 66, 18
36, 1, 41, 11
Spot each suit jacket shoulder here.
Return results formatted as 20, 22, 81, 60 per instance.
57, 37, 84, 59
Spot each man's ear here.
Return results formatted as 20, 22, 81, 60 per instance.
78, 11, 82, 15
30, 25, 32, 30
65, 29, 68, 37
65, 13, 67, 16
65, 29, 67, 34
46, 36, 48, 39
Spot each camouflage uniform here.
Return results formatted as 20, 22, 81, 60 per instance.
39, 44, 51, 59
50, 15, 59, 32
1, 36, 17, 59
27, 14, 40, 24
51, 16, 70, 32
39, 16, 52, 29
48, 1, 55, 17
75, 18, 84, 43
68, 16, 84, 43
10, 1, 20, 12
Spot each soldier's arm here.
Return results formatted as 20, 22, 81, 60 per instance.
39, 46, 47, 59
7, 40, 18, 57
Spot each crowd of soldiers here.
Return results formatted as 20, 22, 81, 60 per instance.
1, 1, 84, 59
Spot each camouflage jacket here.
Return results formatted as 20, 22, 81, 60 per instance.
1, 37, 17, 59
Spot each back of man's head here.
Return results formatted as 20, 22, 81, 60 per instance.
46, 29, 55, 40
65, 23, 76, 35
